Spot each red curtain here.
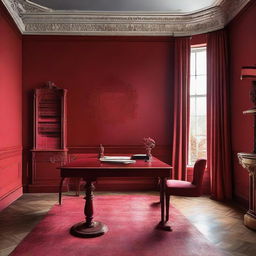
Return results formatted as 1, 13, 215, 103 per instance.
207, 30, 233, 200
171, 37, 190, 180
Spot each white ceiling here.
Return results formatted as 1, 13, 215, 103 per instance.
31, 0, 220, 13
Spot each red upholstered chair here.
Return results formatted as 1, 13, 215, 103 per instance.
165, 159, 207, 221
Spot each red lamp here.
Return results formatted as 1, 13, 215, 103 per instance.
241, 66, 256, 108
241, 66, 256, 79
241, 66, 256, 153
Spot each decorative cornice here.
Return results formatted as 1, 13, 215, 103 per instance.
1, 0, 251, 36
1, 0, 25, 31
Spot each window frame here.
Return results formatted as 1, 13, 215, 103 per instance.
188, 46, 207, 167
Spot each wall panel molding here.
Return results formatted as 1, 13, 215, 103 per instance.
0, 146, 22, 160
0, 187, 22, 211
0, 146, 22, 210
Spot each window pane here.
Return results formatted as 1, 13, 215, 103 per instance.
190, 97, 196, 116
189, 116, 206, 138
194, 76, 207, 95
190, 115, 197, 134
196, 135, 207, 159
196, 50, 206, 75
189, 134, 207, 165
190, 52, 195, 76
190, 76, 197, 95
195, 115, 207, 136
195, 97, 206, 116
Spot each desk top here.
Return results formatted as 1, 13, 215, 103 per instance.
60, 154, 171, 170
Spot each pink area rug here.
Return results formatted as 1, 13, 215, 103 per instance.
10, 195, 225, 256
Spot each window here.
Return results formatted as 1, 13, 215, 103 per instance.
189, 47, 207, 166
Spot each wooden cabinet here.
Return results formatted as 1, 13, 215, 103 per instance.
29, 82, 68, 192
33, 81, 67, 151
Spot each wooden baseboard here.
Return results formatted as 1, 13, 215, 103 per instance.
0, 186, 23, 211
28, 184, 68, 193
233, 194, 249, 210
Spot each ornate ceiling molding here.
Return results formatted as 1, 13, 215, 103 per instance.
1, 0, 251, 36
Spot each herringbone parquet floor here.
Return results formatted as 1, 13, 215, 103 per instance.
0, 192, 255, 256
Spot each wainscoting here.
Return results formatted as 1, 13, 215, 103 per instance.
0, 146, 23, 210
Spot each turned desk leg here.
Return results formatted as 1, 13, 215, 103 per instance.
70, 179, 108, 238
84, 180, 94, 227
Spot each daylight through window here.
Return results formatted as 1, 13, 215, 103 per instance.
189, 47, 207, 166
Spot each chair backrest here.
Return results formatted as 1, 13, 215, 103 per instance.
192, 159, 207, 187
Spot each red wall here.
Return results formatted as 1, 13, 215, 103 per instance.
228, 1, 256, 201
2, 1, 254, 198
0, 3, 22, 210
22, 36, 174, 190
22, 36, 174, 148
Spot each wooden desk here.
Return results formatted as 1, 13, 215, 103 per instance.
58, 154, 172, 237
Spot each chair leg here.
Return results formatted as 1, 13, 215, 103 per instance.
59, 177, 65, 205
75, 177, 80, 196
165, 193, 170, 222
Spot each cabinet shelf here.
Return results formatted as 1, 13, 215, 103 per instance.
39, 118, 60, 122
39, 114, 60, 118
33, 82, 67, 150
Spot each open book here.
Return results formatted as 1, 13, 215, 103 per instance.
99, 156, 136, 164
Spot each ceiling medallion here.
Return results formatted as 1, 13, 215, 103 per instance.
1, 0, 251, 36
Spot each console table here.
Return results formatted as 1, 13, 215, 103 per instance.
58, 154, 172, 237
